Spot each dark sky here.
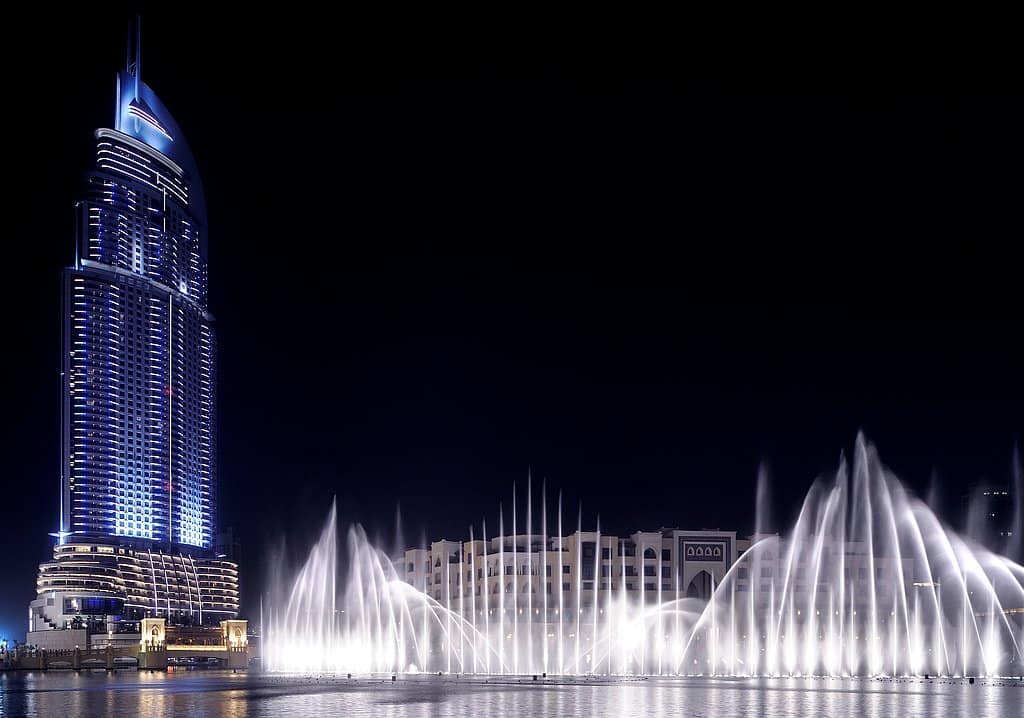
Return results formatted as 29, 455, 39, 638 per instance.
3, 10, 1022, 638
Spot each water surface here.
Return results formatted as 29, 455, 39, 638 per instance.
1, 671, 1021, 717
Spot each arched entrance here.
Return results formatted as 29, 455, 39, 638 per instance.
686, 570, 713, 600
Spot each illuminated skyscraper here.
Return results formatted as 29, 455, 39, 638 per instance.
28, 28, 237, 642
59, 32, 215, 550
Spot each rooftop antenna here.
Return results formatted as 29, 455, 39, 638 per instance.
134, 15, 142, 97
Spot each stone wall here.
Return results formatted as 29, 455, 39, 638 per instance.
26, 629, 88, 651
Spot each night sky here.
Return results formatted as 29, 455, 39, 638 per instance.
3, 11, 1021, 639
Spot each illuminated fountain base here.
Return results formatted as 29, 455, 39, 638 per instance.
264, 437, 1024, 676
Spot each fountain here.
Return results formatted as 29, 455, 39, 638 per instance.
263, 436, 1024, 676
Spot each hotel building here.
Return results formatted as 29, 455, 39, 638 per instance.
28, 28, 239, 648
402, 529, 919, 620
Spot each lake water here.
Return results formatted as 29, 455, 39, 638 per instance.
1, 671, 1021, 717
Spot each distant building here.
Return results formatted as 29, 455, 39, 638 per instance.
29, 25, 239, 649
403, 528, 747, 614
401, 529, 919, 620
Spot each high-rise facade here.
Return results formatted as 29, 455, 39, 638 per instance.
61, 61, 215, 550
29, 31, 238, 644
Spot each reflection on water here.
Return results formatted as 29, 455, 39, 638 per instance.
1, 671, 1021, 718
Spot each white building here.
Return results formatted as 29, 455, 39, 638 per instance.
402, 528, 747, 621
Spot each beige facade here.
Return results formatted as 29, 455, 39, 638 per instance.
403, 528, 747, 618
401, 529, 925, 622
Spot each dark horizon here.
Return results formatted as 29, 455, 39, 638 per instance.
2, 10, 1022, 640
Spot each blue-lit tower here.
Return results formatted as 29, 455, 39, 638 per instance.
29, 25, 239, 643
60, 28, 215, 551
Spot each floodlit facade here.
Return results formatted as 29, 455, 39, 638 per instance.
61, 62, 215, 550
30, 539, 239, 638
402, 530, 919, 620
29, 29, 238, 647
403, 528, 747, 614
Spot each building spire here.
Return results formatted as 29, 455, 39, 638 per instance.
133, 16, 141, 96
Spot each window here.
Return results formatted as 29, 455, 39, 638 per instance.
562, 565, 570, 574
643, 547, 657, 560
601, 547, 611, 559
643, 566, 656, 577
562, 582, 570, 591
